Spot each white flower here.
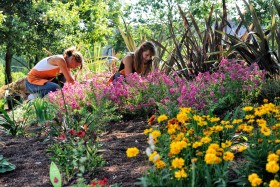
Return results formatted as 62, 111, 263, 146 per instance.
146, 147, 152, 156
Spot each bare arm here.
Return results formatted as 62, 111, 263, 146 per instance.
123, 55, 134, 75
50, 57, 75, 84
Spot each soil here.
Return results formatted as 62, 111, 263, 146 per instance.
0, 120, 150, 187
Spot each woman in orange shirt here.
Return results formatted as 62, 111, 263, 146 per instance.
26, 46, 84, 97
108, 41, 156, 84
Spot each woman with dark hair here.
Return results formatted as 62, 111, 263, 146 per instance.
108, 41, 156, 84
26, 46, 84, 97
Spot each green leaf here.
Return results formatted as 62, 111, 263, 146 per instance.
49, 162, 62, 187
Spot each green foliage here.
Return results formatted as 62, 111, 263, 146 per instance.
0, 108, 21, 136
220, 0, 280, 76
257, 78, 280, 103
25, 98, 56, 125
0, 65, 26, 87
0, 99, 4, 110
230, 103, 280, 186
48, 138, 104, 182
0, 155, 16, 173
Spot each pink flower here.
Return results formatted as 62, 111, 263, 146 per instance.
57, 134, 66, 140
68, 129, 76, 136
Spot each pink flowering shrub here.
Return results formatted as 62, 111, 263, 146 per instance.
104, 70, 181, 116
178, 59, 266, 113
48, 59, 266, 118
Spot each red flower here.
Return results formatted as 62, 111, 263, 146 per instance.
57, 134, 66, 140
90, 181, 97, 187
148, 115, 156, 125
77, 130, 85, 137
54, 177, 59, 183
68, 129, 76, 136
98, 177, 108, 186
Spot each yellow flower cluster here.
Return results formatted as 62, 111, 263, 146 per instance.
269, 179, 280, 187
140, 102, 280, 185
248, 173, 262, 187
266, 153, 279, 174
126, 147, 139, 158
174, 169, 187, 180
238, 145, 247, 152
223, 151, 234, 161
170, 140, 187, 155
172, 157, 185, 169
148, 151, 166, 169
157, 114, 168, 123
204, 143, 223, 164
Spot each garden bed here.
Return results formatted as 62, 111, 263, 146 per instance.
0, 119, 149, 187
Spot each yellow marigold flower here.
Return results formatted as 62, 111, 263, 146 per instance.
221, 120, 230, 125
267, 153, 279, 162
193, 115, 203, 121
275, 139, 280, 144
208, 143, 220, 150
172, 157, 185, 169
200, 136, 212, 144
167, 126, 176, 134
206, 148, 216, 155
170, 141, 187, 155
221, 140, 232, 148
126, 147, 139, 158
174, 169, 187, 179
209, 117, 220, 123
192, 141, 203, 149
248, 119, 255, 123
232, 119, 243, 124
266, 161, 279, 173
144, 128, 153, 135
212, 125, 223, 132
151, 130, 161, 139
225, 125, 234, 129
257, 119, 267, 127
149, 151, 160, 163
216, 148, 224, 157
157, 114, 168, 123
223, 151, 234, 161
155, 160, 166, 169
243, 125, 254, 133
179, 107, 192, 114
205, 153, 221, 164
175, 133, 185, 141
243, 106, 254, 111
177, 112, 188, 123
198, 121, 207, 126
269, 179, 280, 187
263, 99, 268, 103
276, 149, 280, 155
248, 173, 262, 187
261, 126, 271, 136
238, 146, 247, 152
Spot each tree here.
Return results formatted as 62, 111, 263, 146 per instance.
0, 0, 121, 84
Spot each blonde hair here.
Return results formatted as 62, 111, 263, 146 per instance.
134, 41, 156, 76
63, 46, 84, 69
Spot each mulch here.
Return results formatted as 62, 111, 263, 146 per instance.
0, 119, 150, 187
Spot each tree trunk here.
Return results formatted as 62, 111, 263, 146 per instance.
5, 44, 13, 84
